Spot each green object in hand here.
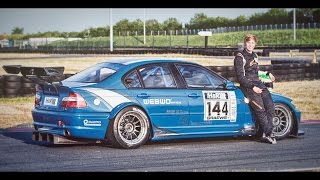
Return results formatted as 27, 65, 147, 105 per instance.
258, 71, 272, 83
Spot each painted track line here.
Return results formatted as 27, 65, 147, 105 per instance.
301, 120, 320, 123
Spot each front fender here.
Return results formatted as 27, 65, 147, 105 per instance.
271, 93, 296, 110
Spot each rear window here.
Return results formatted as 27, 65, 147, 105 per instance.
64, 62, 124, 83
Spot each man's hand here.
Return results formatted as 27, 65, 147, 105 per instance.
253, 86, 262, 94
269, 73, 276, 82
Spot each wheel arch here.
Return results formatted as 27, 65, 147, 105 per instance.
106, 102, 154, 140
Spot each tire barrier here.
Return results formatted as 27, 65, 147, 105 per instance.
0, 76, 4, 98
0, 74, 74, 98
1, 65, 74, 98
1, 61, 319, 98
3, 75, 22, 98
205, 61, 320, 83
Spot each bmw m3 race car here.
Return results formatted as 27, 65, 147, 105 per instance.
32, 59, 304, 149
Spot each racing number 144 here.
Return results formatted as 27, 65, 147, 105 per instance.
207, 101, 228, 116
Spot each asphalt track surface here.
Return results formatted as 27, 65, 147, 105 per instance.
0, 122, 319, 172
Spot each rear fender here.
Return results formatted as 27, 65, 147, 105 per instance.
109, 102, 139, 119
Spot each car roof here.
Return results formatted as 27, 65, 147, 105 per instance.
106, 58, 192, 66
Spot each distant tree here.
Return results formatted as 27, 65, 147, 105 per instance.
189, 13, 208, 29
68, 31, 81, 38
163, 18, 181, 31
208, 16, 231, 28
313, 9, 320, 22
233, 15, 248, 26
11, 27, 24, 34
114, 19, 131, 35
131, 19, 143, 34
88, 27, 108, 37
146, 19, 162, 32
250, 9, 289, 25
287, 8, 320, 23
0, 33, 8, 40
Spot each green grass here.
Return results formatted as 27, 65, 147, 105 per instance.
46, 29, 320, 48
0, 96, 34, 103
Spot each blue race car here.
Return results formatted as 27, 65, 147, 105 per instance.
32, 59, 304, 149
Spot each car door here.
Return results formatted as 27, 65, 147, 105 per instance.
123, 63, 189, 135
175, 63, 243, 135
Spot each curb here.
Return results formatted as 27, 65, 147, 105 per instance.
301, 120, 320, 123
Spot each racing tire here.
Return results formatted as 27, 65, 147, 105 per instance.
273, 103, 294, 140
4, 75, 21, 82
107, 106, 151, 149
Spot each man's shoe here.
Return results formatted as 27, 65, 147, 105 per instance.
270, 133, 277, 144
265, 136, 277, 144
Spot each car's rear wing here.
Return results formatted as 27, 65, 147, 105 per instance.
3, 65, 64, 77
2, 65, 22, 74
3, 65, 65, 84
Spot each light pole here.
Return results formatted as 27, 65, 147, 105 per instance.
293, 8, 296, 41
143, 8, 146, 45
110, 8, 113, 52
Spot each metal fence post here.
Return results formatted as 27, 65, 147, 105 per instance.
170, 30, 172, 49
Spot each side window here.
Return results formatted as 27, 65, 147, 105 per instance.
84, 68, 115, 82
176, 64, 224, 88
99, 68, 115, 81
139, 64, 177, 88
124, 70, 142, 88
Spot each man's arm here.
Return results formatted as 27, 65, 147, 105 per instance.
234, 55, 254, 89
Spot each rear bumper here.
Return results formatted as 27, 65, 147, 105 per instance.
32, 109, 110, 140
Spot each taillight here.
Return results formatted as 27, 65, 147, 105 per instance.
61, 92, 87, 108
35, 93, 41, 106
35, 84, 42, 107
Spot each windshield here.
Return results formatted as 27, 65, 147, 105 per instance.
64, 62, 125, 83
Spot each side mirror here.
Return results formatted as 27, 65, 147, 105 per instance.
224, 80, 237, 90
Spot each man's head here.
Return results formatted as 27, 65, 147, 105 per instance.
244, 34, 257, 53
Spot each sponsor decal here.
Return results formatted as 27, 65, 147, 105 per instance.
93, 99, 101, 106
143, 99, 181, 105
202, 91, 237, 122
83, 119, 101, 126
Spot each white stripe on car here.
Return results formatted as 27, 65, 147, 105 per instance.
84, 88, 131, 108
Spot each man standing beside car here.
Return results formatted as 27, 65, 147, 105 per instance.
234, 34, 277, 144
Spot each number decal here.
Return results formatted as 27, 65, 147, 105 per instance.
212, 101, 220, 115
203, 91, 236, 121
207, 102, 211, 116
222, 102, 228, 115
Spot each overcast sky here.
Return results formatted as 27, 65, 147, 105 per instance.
0, 8, 271, 34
